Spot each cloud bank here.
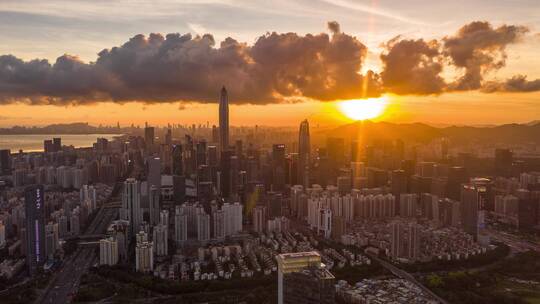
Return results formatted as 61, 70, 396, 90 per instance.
0, 21, 538, 106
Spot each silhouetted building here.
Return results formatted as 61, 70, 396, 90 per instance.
219, 87, 229, 153
327, 137, 345, 180
272, 144, 286, 192
298, 120, 310, 187
447, 166, 468, 200
53, 137, 61, 152
495, 149, 513, 177
516, 189, 538, 229
25, 185, 46, 276
0, 149, 11, 175
144, 126, 155, 153
172, 144, 183, 176
220, 150, 233, 200
461, 184, 479, 240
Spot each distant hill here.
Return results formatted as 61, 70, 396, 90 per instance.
0, 122, 123, 135
315, 120, 540, 145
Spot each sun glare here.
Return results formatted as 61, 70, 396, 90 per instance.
338, 96, 389, 121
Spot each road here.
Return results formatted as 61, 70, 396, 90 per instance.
485, 229, 540, 253
366, 253, 449, 304
36, 187, 121, 304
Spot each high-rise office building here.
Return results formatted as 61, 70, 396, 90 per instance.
276, 251, 335, 304
144, 126, 155, 153
44, 140, 53, 153
165, 128, 172, 146
0, 149, 11, 175
495, 148, 513, 177
447, 166, 468, 200
220, 150, 233, 199
149, 185, 160, 226
25, 185, 46, 276
272, 144, 287, 192
391, 170, 407, 197
298, 120, 310, 188
53, 137, 62, 152
211, 125, 219, 144
219, 86, 229, 153
172, 144, 183, 176
461, 184, 479, 240
121, 178, 142, 235
326, 137, 345, 182
147, 157, 161, 191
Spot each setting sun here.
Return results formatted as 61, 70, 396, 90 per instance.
338, 96, 389, 121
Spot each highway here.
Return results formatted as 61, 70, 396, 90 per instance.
485, 229, 540, 253
36, 187, 121, 304
366, 253, 449, 304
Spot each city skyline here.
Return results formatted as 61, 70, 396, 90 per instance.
2, 2, 540, 303
1, 1, 540, 127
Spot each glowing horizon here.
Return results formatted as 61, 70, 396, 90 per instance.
338, 96, 389, 121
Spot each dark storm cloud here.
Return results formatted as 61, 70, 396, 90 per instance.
377, 21, 534, 95
327, 21, 341, 34
380, 37, 446, 95
443, 21, 529, 90
0, 22, 380, 105
0, 21, 537, 105
481, 75, 540, 93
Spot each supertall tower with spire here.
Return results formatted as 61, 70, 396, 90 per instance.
298, 119, 310, 187
219, 86, 229, 152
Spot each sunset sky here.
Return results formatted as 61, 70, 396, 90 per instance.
1, 0, 539, 127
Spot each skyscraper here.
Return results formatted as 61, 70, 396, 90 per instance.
298, 120, 310, 187
272, 144, 286, 192
461, 184, 479, 240
0, 149, 11, 175
144, 125, 155, 153
220, 150, 233, 200
121, 178, 142, 235
147, 157, 161, 192
172, 144, 183, 176
495, 148, 513, 177
148, 185, 160, 226
52, 137, 62, 152
25, 185, 46, 276
219, 86, 229, 153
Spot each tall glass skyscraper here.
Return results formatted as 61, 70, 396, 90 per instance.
219, 86, 229, 153
298, 119, 310, 187
25, 185, 46, 276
